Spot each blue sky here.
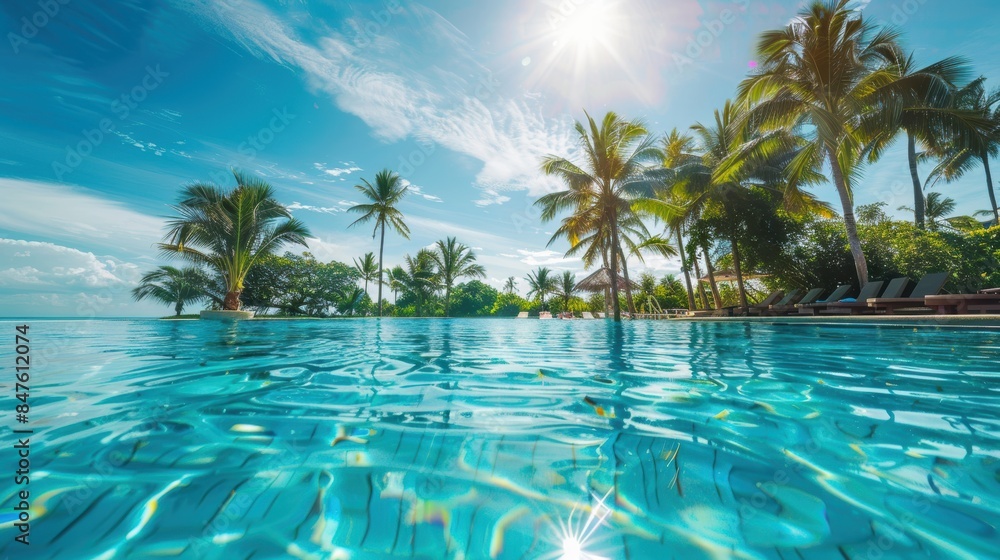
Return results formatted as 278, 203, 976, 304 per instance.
2, 0, 999, 316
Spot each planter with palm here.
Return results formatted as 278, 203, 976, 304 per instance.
159, 170, 311, 311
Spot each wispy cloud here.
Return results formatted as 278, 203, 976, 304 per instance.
0, 178, 164, 255
287, 201, 343, 214
401, 179, 443, 203
180, 0, 574, 203
314, 162, 362, 177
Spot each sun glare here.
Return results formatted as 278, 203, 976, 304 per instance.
556, 3, 611, 48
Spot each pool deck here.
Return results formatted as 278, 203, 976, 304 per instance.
675, 314, 1000, 326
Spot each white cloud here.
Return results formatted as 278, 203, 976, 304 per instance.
0, 178, 164, 255
180, 0, 576, 202
0, 239, 140, 289
514, 248, 577, 267
473, 188, 511, 207
401, 179, 443, 203
314, 162, 362, 177
287, 201, 342, 214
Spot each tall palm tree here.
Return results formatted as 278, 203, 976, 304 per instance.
557, 271, 577, 310
737, 0, 901, 286
431, 237, 486, 317
131, 266, 212, 316
862, 48, 974, 228
898, 191, 957, 232
503, 276, 518, 295
348, 169, 410, 316
526, 267, 558, 309
399, 249, 439, 317
927, 77, 1000, 224
159, 170, 311, 310
538, 111, 664, 321
353, 252, 379, 296
657, 129, 698, 310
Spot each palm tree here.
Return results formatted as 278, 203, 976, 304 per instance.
898, 191, 956, 232
928, 77, 1000, 224
538, 111, 664, 321
503, 276, 518, 295
159, 170, 311, 311
657, 130, 698, 310
399, 249, 439, 317
353, 252, 379, 295
737, 0, 901, 286
665, 101, 830, 308
338, 286, 367, 317
431, 237, 486, 317
386, 265, 406, 305
131, 266, 212, 316
526, 267, 558, 309
862, 48, 974, 228
557, 271, 577, 310
348, 169, 410, 316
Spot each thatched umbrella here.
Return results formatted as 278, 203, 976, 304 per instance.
574, 267, 637, 292
575, 267, 638, 316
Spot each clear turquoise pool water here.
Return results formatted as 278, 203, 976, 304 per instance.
2, 318, 999, 559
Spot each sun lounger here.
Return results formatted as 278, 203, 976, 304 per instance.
719, 290, 784, 316
763, 287, 825, 316
516, 311, 529, 319
596, 312, 606, 318
799, 281, 884, 315
749, 289, 800, 316
797, 285, 851, 314
539, 311, 553, 320
979, 287, 1000, 294
581, 311, 595, 319
924, 293, 1000, 314
868, 272, 949, 315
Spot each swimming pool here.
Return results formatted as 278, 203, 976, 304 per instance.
2, 318, 998, 559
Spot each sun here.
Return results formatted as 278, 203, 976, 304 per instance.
555, 2, 612, 49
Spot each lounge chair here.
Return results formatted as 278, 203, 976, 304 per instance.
580, 311, 596, 319
539, 311, 553, 320
596, 312, 606, 318
797, 285, 852, 314
516, 311, 529, 319
799, 281, 884, 315
868, 272, 949, 315
810, 277, 912, 315
979, 287, 1000, 294
749, 289, 800, 316
763, 288, 825, 316
720, 289, 783, 316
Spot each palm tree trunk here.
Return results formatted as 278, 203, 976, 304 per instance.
609, 207, 622, 322
224, 290, 241, 311
907, 132, 925, 229
619, 246, 636, 314
983, 152, 1000, 224
702, 243, 722, 309
828, 150, 869, 285
691, 249, 708, 309
377, 224, 386, 316
444, 285, 451, 317
674, 226, 696, 310
730, 234, 748, 309
175, 300, 183, 316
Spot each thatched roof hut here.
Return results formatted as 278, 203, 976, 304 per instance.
574, 267, 637, 292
